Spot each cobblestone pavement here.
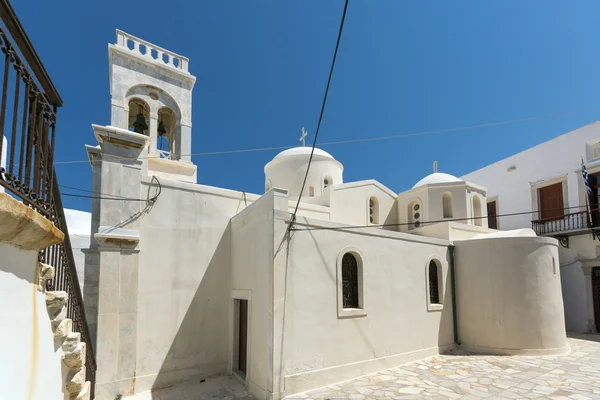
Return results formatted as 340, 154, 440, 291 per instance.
287, 335, 600, 400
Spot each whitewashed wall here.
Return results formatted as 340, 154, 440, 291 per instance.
455, 237, 567, 355
0, 243, 65, 400
273, 213, 454, 398
64, 209, 91, 293
461, 121, 600, 333
329, 180, 398, 229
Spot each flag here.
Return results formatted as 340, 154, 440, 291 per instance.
582, 159, 593, 196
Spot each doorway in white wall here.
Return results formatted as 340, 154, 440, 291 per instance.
233, 299, 248, 380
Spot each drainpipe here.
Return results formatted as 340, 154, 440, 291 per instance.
449, 244, 461, 345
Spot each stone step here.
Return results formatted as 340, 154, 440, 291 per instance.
62, 332, 81, 352
45, 291, 68, 310
63, 341, 86, 369
70, 381, 91, 400
54, 318, 72, 340
65, 366, 86, 395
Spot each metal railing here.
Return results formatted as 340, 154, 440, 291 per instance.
531, 209, 592, 236
0, 1, 96, 397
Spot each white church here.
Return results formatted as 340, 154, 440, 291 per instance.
80, 30, 569, 400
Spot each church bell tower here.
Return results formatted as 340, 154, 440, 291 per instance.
83, 30, 197, 399
105, 29, 197, 182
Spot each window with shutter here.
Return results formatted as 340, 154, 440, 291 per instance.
538, 182, 564, 220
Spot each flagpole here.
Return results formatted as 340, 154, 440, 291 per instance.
582, 158, 594, 235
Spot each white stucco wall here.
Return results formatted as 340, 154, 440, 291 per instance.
0, 242, 65, 400
329, 180, 398, 229
134, 179, 244, 394
461, 121, 600, 231
273, 213, 454, 397
398, 182, 488, 232
230, 190, 283, 399
461, 121, 600, 333
455, 236, 568, 355
64, 209, 91, 293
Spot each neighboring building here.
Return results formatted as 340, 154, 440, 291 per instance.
64, 208, 92, 293
462, 121, 600, 335
79, 30, 568, 400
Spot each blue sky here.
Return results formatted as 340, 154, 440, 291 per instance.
14, 0, 600, 212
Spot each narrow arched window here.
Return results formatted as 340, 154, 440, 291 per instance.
324, 176, 333, 189
442, 192, 453, 218
428, 260, 440, 304
473, 195, 482, 226
309, 186, 315, 197
128, 99, 149, 135
342, 253, 359, 308
369, 196, 379, 224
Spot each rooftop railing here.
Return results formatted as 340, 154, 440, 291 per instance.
116, 29, 189, 73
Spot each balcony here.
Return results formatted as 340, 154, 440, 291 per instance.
531, 210, 600, 246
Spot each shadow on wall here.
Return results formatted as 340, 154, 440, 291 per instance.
149, 223, 232, 392
437, 248, 455, 352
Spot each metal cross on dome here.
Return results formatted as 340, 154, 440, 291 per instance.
299, 127, 308, 147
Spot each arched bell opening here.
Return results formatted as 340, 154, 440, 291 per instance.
157, 107, 176, 158
128, 98, 150, 135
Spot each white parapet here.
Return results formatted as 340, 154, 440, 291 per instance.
115, 29, 189, 73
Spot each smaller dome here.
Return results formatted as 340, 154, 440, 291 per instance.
413, 172, 462, 189
273, 147, 334, 160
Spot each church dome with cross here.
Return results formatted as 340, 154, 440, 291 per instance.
264, 129, 343, 198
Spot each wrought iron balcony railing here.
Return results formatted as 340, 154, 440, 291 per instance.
0, 1, 96, 397
531, 210, 593, 236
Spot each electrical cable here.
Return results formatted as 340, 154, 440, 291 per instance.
58, 184, 135, 199
60, 175, 162, 203
291, 204, 597, 231
61, 193, 148, 201
52, 104, 600, 166
291, 0, 350, 225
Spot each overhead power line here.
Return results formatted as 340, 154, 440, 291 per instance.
291, 204, 594, 231
291, 0, 350, 222
60, 176, 162, 203
52, 104, 600, 166
59, 184, 135, 199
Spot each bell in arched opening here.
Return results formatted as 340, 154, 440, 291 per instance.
157, 107, 176, 157
128, 99, 149, 135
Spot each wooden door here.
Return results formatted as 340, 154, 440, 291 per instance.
238, 300, 248, 375
538, 183, 564, 220
593, 268, 600, 332
487, 201, 497, 229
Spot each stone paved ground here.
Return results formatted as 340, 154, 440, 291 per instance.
125, 375, 254, 400
287, 335, 600, 400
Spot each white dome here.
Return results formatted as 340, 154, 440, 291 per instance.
273, 147, 334, 160
413, 172, 462, 189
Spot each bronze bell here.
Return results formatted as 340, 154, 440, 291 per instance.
133, 112, 148, 134
157, 120, 167, 137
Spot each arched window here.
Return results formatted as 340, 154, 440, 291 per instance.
342, 253, 359, 309
442, 192, 453, 218
309, 186, 315, 197
128, 99, 149, 135
428, 260, 442, 305
324, 176, 333, 189
473, 195, 482, 226
408, 200, 422, 230
369, 196, 379, 224
157, 107, 176, 157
